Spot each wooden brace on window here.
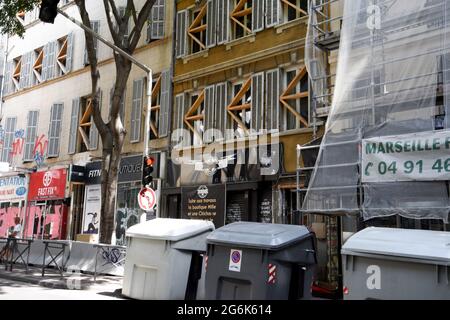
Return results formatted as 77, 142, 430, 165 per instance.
227, 76, 252, 134
280, 66, 309, 127
230, 0, 252, 34
188, 4, 207, 50
184, 89, 205, 140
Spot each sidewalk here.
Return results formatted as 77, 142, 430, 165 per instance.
0, 263, 125, 297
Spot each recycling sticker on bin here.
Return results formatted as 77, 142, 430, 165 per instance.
229, 249, 242, 272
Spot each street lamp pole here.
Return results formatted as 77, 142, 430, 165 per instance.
56, 8, 153, 158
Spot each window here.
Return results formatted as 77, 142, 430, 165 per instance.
12, 56, 22, 91
78, 94, 100, 151
280, 66, 309, 130
147, 0, 165, 42
118, 7, 130, 46
228, 78, 252, 135
23, 111, 39, 162
189, 5, 207, 54
281, 0, 308, 23
68, 98, 81, 155
56, 33, 74, 74
19, 52, 34, 89
173, 93, 187, 144
85, 21, 100, 65
1, 117, 17, 163
230, 0, 254, 39
33, 47, 44, 83
47, 103, 64, 157
130, 79, 144, 142
184, 91, 205, 146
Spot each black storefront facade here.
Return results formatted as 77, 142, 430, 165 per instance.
84, 154, 144, 245
161, 145, 279, 227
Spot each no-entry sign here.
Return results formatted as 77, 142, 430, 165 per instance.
138, 187, 157, 211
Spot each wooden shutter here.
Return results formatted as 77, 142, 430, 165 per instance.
265, 69, 280, 131
1, 117, 17, 162
158, 69, 171, 137
252, 0, 265, 32
173, 93, 186, 143
266, 0, 281, 27
19, 52, 33, 89
3, 61, 14, 95
215, 82, 229, 141
89, 91, 101, 150
24, 111, 39, 161
251, 72, 265, 133
176, 10, 188, 58
206, 0, 217, 48
203, 85, 216, 143
148, 0, 165, 42
48, 103, 64, 157
131, 79, 143, 142
65, 32, 74, 73
217, 0, 230, 44
68, 98, 80, 154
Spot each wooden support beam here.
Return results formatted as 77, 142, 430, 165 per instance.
229, 77, 252, 107
280, 99, 309, 127
228, 103, 251, 111
185, 114, 204, 122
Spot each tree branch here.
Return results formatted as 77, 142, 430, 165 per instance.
129, 0, 156, 50
103, 0, 121, 44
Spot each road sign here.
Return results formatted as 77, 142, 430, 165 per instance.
138, 187, 157, 211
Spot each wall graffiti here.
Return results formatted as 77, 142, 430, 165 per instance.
23, 203, 66, 240
10, 129, 25, 156
100, 247, 126, 267
0, 206, 25, 238
32, 134, 48, 167
115, 208, 140, 246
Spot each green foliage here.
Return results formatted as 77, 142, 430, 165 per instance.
0, 0, 41, 37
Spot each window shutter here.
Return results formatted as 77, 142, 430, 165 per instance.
68, 98, 80, 154
1, 117, 17, 163
131, 79, 143, 142
158, 69, 171, 137
217, 0, 230, 44
48, 103, 64, 157
48, 41, 59, 80
65, 32, 74, 73
24, 111, 39, 161
41, 43, 49, 81
85, 21, 100, 64
176, 10, 188, 58
265, 69, 280, 131
148, 0, 165, 42
19, 52, 32, 89
3, 61, 13, 95
266, 0, 281, 27
251, 72, 265, 133
89, 92, 101, 150
215, 82, 228, 141
203, 85, 216, 143
206, 0, 217, 48
173, 93, 186, 143
252, 0, 265, 32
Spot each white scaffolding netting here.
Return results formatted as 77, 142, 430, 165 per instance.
303, 0, 450, 222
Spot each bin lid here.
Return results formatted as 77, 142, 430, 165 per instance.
206, 222, 311, 249
342, 227, 450, 262
126, 218, 215, 241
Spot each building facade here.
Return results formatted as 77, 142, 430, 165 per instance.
0, 0, 173, 244
158, 0, 317, 227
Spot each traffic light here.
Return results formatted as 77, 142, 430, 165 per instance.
39, 0, 60, 24
142, 156, 155, 186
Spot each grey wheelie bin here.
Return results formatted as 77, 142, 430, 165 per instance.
205, 222, 317, 300
122, 218, 215, 300
342, 227, 450, 300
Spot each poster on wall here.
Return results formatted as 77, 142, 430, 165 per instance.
83, 185, 101, 234
181, 184, 226, 227
259, 190, 273, 223
0, 176, 27, 202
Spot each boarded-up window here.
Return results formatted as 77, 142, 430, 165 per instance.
158, 69, 171, 137
147, 0, 165, 42
48, 103, 64, 157
24, 111, 39, 162
1, 117, 17, 163
251, 72, 265, 133
130, 79, 144, 142
176, 10, 188, 58
68, 98, 81, 154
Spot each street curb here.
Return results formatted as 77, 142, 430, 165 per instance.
0, 272, 92, 290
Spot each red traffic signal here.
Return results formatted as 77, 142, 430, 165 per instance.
142, 156, 155, 186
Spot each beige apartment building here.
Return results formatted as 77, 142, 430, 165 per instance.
0, 0, 173, 245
